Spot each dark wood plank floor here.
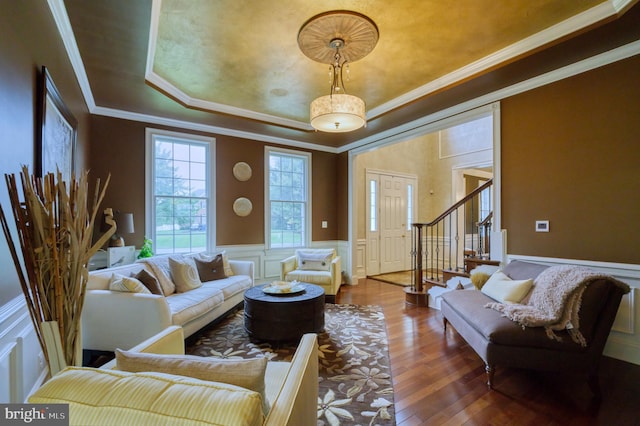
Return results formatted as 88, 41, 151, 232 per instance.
336, 279, 640, 426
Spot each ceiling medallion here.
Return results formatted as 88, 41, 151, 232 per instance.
298, 11, 379, 133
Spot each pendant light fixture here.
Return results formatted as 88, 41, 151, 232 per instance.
298, 11, 379, 133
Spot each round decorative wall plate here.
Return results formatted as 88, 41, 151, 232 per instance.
233, 162, 252, 181
233, 197, 253, 217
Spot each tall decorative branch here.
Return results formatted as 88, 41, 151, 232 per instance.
0, 166, 115, 370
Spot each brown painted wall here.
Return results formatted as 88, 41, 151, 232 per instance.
216, 139, 340, 244
501, 55, 640, 264
89, 116, 341, 247
337, 152, 350, 240
88, 117, 147, 245
0, 0, 91, 304
311, 151, 339, 241
215, 135, 265, 245
2, 1, 638, 310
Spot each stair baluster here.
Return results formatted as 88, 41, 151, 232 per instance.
411, 179, 494, 291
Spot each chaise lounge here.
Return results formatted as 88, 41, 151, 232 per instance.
440, 260, 630, 394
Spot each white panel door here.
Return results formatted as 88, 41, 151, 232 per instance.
379, 174, 406, 273
366, 171, 417, 275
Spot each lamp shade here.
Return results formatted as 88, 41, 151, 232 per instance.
116, 212, 135, 234
310, 94, 366, 133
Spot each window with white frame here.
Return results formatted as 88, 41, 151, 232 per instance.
146, 129, 214, 254
369, 179, 377, 232
407, 183, 413, 231
266, 148, 310, 249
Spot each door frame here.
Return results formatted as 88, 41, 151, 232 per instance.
365, 169, 418, 276
348, 102, 501, 283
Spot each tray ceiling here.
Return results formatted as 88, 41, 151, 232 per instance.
62, 0, 635, 148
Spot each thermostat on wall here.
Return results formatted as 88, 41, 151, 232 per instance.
535, 220, 549, 232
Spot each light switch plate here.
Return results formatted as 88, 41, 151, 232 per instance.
321, 221, 328, 229
535, 220, 549, 232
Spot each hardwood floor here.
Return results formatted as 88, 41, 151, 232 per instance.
336, 279, 640, 426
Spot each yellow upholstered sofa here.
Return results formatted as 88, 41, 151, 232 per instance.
29, 326, 318, 426
280, 248, 342, 302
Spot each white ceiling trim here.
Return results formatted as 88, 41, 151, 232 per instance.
145, 0, 633, 128
144, 72, 314, 132
612, 0, 638, 13
91, 106, 338, 154
48, 0, 638, 154
341, 39, 640, 154
46, 0, 95, 110
47, 0, 330, 151
366, 0, 628, 120
145, 0, 313, 132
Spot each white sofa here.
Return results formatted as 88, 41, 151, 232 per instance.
82, 254, 254, 352
30, 326, 318, 426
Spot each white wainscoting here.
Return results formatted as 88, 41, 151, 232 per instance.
218, 241, 351, 284
0, 241, 352, 403
355, 239, 367, 280
2, 250, 637, 402
0, 296, 47, 403
508, 255, 640, 366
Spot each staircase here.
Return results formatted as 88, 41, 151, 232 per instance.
410, 179, 499, 295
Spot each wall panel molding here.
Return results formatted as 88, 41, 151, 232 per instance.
507, 254, 640, 365
355, 239, 367, 280
0, 342, 17, 403
0, 297, 46, 403
219, 241, 350, 283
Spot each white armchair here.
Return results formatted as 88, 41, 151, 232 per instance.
280, 248, 342, 302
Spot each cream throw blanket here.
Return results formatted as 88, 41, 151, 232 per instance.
486, 265, 629, 346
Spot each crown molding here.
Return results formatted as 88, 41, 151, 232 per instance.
91, 106, 338, 153
144, 72, 314, 132
145, 0, 313, 132
612, 0, 639, 14
341, 40, 640, 154
46, 0, 95, 110
366, 0, 631, 120
144, 0, 634, 129
48, 0, 638, 154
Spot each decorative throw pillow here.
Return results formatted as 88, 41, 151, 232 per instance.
196, 251, 234, 277
138, 256, 176, 295
108, 274, 151, 294
480, 271, 533, 304
169, 256, 203, 292
470, 272, 491, 290
220, 251, 234, 277
296, 249, 334, 271
194, 254, 227, 282
131, 269, 164, 295
115, 350, 269, 415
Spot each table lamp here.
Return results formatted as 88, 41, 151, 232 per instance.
109, 212, 134, 247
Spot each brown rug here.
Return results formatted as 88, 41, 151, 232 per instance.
186, 304, 395, 425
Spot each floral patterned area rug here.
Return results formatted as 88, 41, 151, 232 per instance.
186, 303, 395, 426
